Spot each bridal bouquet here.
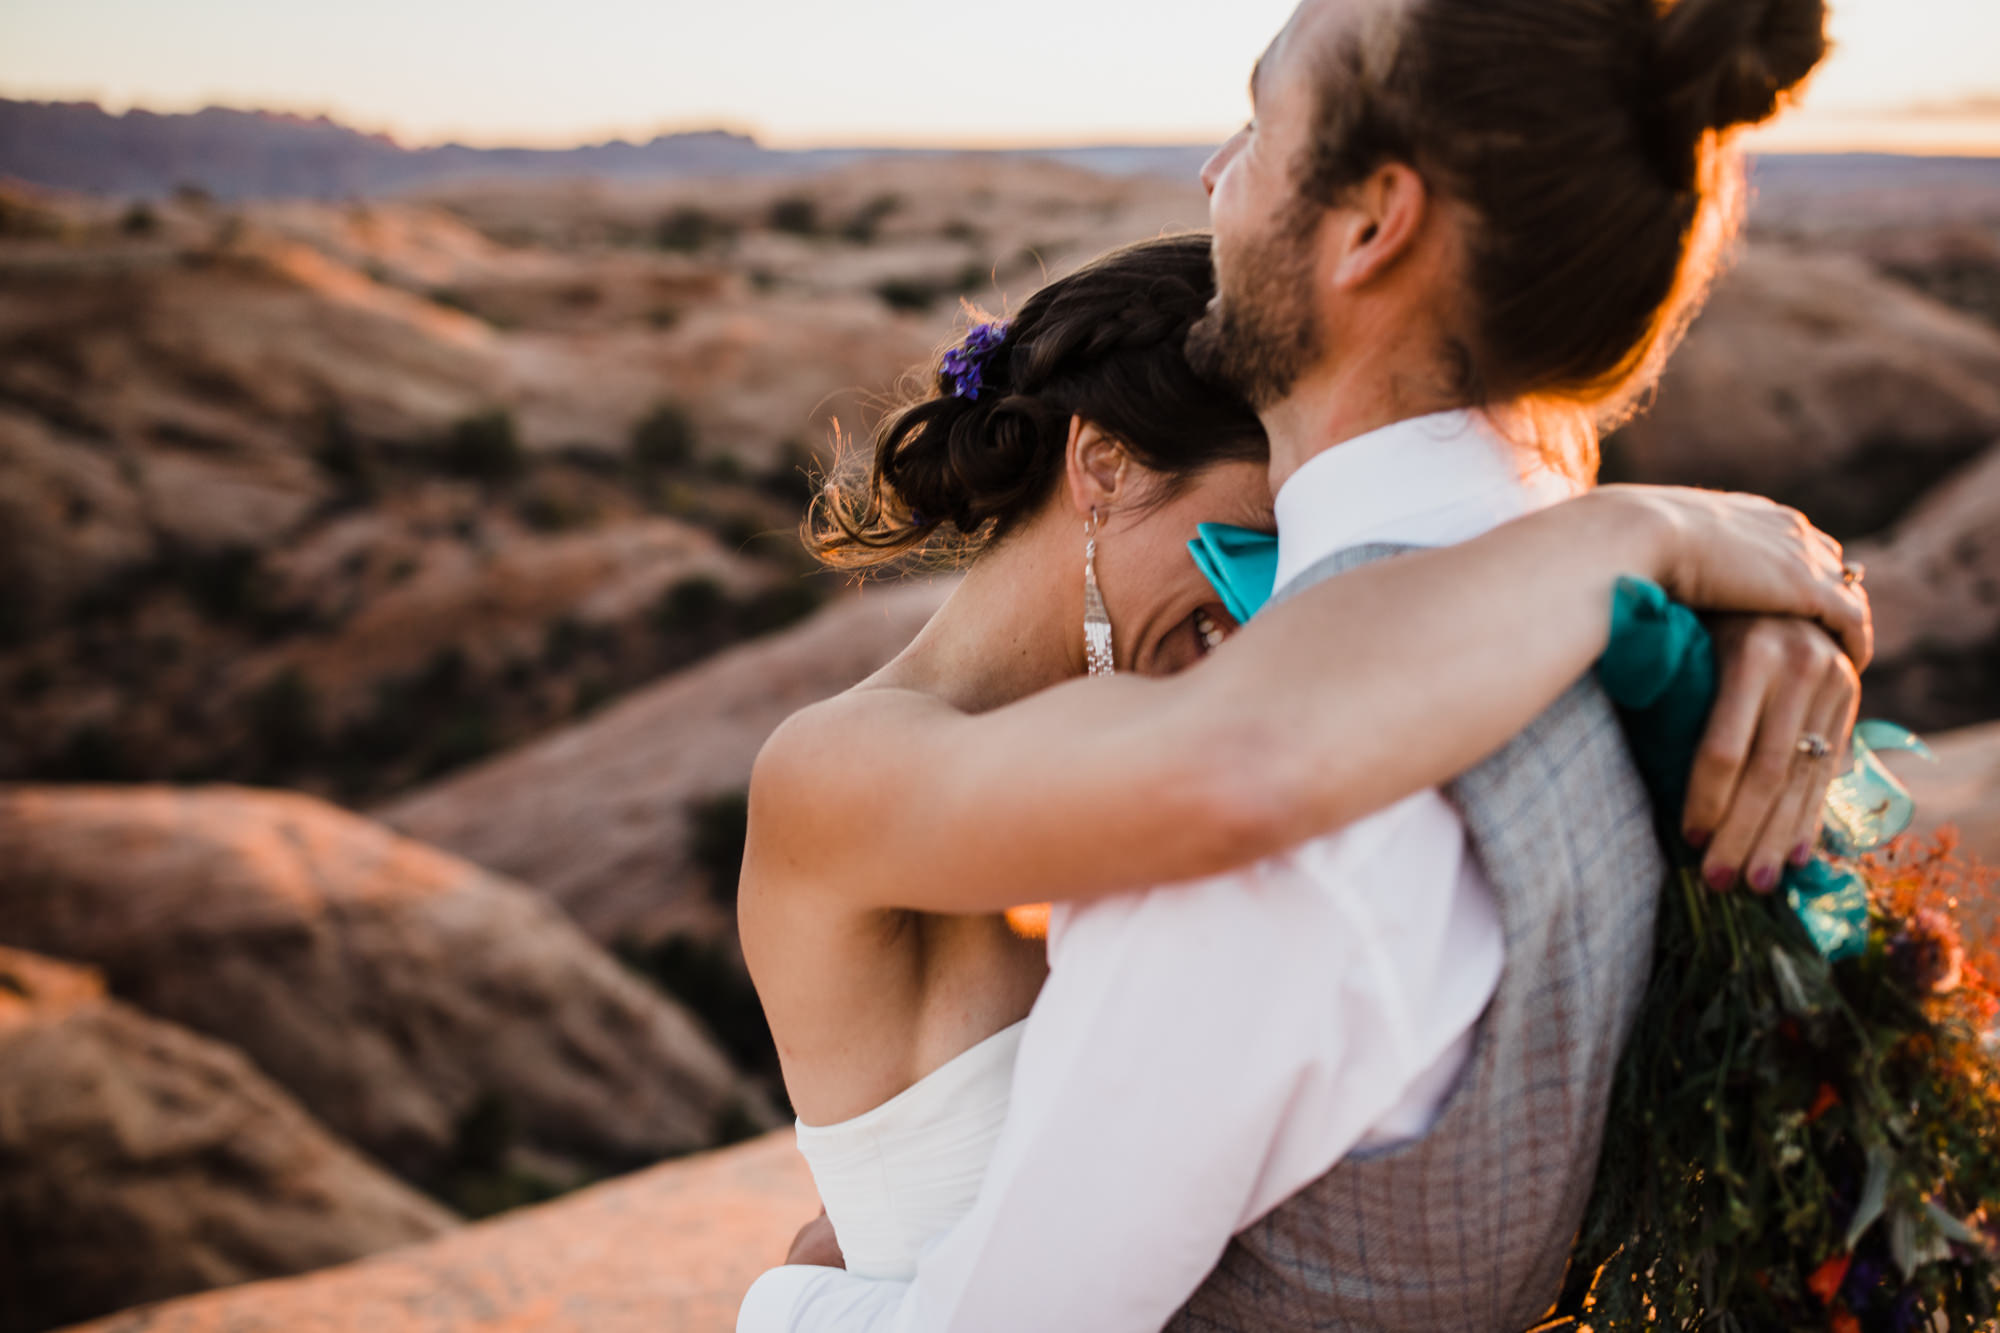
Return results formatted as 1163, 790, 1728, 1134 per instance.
1566, 583, 2000, 1332
1572, 832, 2000, 1331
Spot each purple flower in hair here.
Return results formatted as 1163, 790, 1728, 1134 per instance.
940, 320, 1010, 401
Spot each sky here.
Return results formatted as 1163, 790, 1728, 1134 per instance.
3, 0, 1998, 153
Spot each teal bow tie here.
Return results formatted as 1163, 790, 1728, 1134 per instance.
1189, 524, 1281, 627
1188, 525, 1930, 962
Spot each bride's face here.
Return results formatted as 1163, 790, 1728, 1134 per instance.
1094, 459, 1274, 678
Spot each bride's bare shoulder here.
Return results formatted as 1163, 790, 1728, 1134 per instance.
750, 685, 958, 821
742, 684, 961, 916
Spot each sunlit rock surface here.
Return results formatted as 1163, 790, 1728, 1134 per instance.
61, 1130, 819, 1333
0, 785, 774, 1184
1900, 719, 2000, 870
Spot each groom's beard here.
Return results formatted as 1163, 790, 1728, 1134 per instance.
1187, 221, 1321, 412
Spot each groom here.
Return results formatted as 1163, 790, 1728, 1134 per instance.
744, 0, 1835, 1328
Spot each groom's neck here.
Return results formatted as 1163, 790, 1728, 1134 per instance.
1261, 358, 1469, 494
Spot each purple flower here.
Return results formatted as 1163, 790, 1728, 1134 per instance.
940, 321, 1009, 401
1844, 1254, 1885, 1305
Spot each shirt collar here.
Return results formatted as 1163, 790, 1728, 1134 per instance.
1272, 409, 1581, 593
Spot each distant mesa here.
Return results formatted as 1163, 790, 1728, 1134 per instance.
0, 98, 788, 199
11, 96, 2000, 206
0, 97, 1219, 199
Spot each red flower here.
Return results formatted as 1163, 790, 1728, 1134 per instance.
1808, 1253, 1853, 1306
1831, 1311, 1862, 1333
1807, 1082, 1841, 1123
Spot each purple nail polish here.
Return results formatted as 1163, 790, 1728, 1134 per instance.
1705, 864, 1735, 893
1789, 843, 1813, 868
1684, 828, 1713, 850
1751, 865, 1780, 893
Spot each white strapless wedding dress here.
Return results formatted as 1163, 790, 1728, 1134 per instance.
793, 1020, 1025, 1280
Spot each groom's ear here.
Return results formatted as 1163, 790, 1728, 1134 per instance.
1063, 417, 1132, 517
1327, 162, 1428, 291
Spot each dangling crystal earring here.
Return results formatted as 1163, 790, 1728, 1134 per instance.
1083, 508, 1115, 677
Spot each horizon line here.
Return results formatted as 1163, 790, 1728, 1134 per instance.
9, 90, 2000, 160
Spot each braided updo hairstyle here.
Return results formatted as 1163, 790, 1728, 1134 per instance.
810, 233, 1268, 569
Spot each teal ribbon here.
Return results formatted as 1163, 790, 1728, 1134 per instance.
1823, 720, 1933, 860
1595, 578, 1926, 960
1189, 527, 1929, 962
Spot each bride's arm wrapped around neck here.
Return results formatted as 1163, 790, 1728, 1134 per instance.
745, 484, 1868, 918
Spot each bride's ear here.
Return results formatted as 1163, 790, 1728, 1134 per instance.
1063, 416, 1132, 519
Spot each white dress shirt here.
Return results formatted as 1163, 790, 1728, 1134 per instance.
741, 411, 1579, 1333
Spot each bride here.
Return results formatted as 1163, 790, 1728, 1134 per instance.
737, 234, 1865, 1304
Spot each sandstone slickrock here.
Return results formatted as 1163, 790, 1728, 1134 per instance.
0, 786, 775, 1185
379, 579, 950, 948
0, 946, 457, 1333
1852, 441, 2000, 732
1896, 719, 2000, 870
241, 511, 772, 726
0, 218, 502, 487
0, 405, 154, 628
0, 180, 920, 799
60, 1130, 819, 1333
1614, 244, 2000, 538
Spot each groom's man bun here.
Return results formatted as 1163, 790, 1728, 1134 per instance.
1300, 0, 1828, 422
1651, 0, 1832, 165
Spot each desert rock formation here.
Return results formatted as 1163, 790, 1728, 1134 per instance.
62, 1130, 818, 1333
1614, 245, 2000, 538
243, 510, 773, 726
0, 786, 774, 1185
1851, 441, 2000, 732
380, 579, 950, 948
0, 946, 456, 1333
1899, 719, 2000, 870
0, 184, 828, 800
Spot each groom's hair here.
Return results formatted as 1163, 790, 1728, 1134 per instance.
1297, 0, 1827, 421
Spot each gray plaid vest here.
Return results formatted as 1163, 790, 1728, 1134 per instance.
1167, 543, 1667, 1333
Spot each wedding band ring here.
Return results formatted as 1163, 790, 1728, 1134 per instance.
1796, 733, 1832, 761
1842, 563, 1865, 587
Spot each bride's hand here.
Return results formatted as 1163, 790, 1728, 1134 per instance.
1597, 484, 1872, 668
1683, 615, 1861, 894
785, 1208, 846, 1269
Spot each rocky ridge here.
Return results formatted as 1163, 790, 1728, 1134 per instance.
1850, 441, 2000, 733
0, 947, 456, 1333
0, 785, 776, 1192
60, 1130, 817, 1333
381, 578, 953, 949
1613, 245, 2000, 539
